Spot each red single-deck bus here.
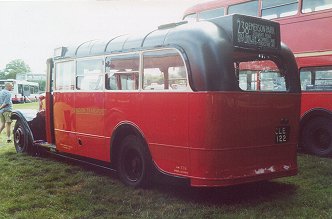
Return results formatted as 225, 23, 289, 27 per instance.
184, 0, 332, 157
12, 14, 300, 188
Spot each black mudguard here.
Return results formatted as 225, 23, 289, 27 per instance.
11, 109, 46, 142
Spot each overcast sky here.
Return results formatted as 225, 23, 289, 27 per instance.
0, 0, 202, 74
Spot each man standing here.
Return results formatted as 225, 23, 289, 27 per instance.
0, 82, 13, 143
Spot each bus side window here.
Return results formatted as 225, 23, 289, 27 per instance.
55, 61, 75, 91
302, 0, 332, 13
143, 49, 187, 91
105, 54, 139, 91
300, 66, 332, 91
228, 0, 259, 17
261, 0, 298, 19
76, 59, 104, 91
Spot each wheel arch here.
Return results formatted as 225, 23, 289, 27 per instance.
11, 111, 36, 154
110, 122, 149, 168
300, 108, 332, 146
11, 111, 34, 141
300, 108, 332, 129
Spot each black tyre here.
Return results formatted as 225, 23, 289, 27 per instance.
13, 120, 33, 154
301, 116, 332, 157
117, 135, 152, 188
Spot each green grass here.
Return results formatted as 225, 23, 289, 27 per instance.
13, 102, 39, 110
0, 102, 331, 218
0, 147, 331, 218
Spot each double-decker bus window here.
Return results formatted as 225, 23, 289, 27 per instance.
76, 59, 103, 90
23, 85, 30, 96
29, 86, 34, 95
105, 54, 139, 91
199, 7, 225, 20
55, 61, 75, 90
301, 66, 332, 91
169, 66, 188, 90
262, 0, 298, 19
302, 0, 332, 13
237, 58, 286, 91
228, 0, 259, 16
183, 13, 197, 21
18, 84, 23, 94
143, 49, 187, 91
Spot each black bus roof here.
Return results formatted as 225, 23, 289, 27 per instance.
53, 14, 299, 93
55, 14, 281, 59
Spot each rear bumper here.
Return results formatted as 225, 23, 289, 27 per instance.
190, 164, 297, 187
188, 143, 298, 187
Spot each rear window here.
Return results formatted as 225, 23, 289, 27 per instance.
235, 55, 287, 92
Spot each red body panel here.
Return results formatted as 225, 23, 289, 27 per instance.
276, 11, 332, 54
52, 91, 300, 186
301, 92, 332, 116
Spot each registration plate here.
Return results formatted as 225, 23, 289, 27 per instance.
275, 126, 290, 144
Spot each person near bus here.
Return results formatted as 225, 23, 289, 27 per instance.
0, 82, 13, 143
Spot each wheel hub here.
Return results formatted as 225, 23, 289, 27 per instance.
313, 128, 331, 150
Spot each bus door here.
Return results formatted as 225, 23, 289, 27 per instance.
74, 58, 107, 161
53, 61, 77, 153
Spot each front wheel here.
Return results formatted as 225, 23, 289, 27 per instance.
301, 116, 332, 157
13, 120, 33, 154
117, 135, 152, 188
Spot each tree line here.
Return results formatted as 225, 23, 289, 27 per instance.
0, 59, 45, 91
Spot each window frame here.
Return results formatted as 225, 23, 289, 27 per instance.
105, 52, 140, 92
141, 48, 191, 92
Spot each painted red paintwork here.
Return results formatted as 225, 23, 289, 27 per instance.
52, 91, 300, 186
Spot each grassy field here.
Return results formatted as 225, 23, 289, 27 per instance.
0, 102, 331, 218
13, 102, 39, 110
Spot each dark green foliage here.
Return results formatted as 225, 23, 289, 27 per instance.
0, 59, 31, 80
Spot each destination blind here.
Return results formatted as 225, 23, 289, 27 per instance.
233, 14, 281, 51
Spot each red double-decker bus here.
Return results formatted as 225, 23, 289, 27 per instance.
184, 0, 332, 157
12, 14, 300, 188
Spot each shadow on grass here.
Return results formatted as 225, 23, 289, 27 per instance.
152, 180, 297, 206
46, 152, 297, 206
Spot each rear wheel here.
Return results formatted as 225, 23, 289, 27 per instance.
13, 120, 33, 154
301, 116, 332, 157
117, 135, 151, 188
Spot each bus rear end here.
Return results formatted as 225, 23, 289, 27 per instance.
184, 15, 300, 186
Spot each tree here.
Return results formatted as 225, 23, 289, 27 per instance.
0, 69, 5, 79
3, 59, 31, 79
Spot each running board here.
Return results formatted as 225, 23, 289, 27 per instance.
48, 152, 117, 173
34, 141, 57, 152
